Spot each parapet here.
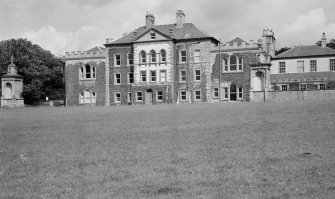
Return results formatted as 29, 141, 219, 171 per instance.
64, 50, 106, 59
221, 40, 259, 50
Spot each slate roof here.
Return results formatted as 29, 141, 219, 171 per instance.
108, 23, 217, 45
224, 37, 249, 46
86, 46, 105, 53
270, 72, 335, 83
274, 45, 335, 59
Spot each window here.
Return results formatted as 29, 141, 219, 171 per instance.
136, 92, 143, 101
128, 54, 133, 65
80, 64, 96, 80
194, 49, 200, 62
150, 50, 156, 63
319, 84, 326, 90
310, 60, 317, 72
223, 58, 228, 72
180, 70, 186, 82
115, 93, 121, 103
224, 88, 228, 99
160, 70, 166, 83
238, 57, 243, 71
180, 90, 187, 101
279, 62, 286, 73
297, 61, 304, 73
115, 54, 121, 66
115, 73, 121, 84
281, 85, 288, 91
238, 87, 243, 99
330, 59, 335, 71
213, 88, 219, 98
140, 50, 146, 64
160, 49, 166, 63
150, 32, 156, 39
128, 73, 134, 84
300, 84, 307, 90
140, 71, 146, 82
194, 90, 201, 100
157, 91, 163, 101
230, 55, 237, 71
150, 70, 156, 82
195, 69, 201, 81
180, 50, 186, 63
80, 89, 96, 104
128, 92, 132, 102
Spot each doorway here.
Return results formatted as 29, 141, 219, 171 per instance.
145, 88, 153, 105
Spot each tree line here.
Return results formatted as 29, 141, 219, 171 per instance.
0, 38, 65, 105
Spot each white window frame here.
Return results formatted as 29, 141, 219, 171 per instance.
160, 70, 166, 83
150, 70, 156, 82
140, 71, 146, 82
229, 55, 237, 71
213, 88, 219, 98
281, 84, 288, 91
80, 89, 96, 104
180, 70, 186, 82
223, 58, 228, 72
194, 69, 201, 81
297, 61, 304, 73
238, 87, 243, 99
128, 92, 132, 102
115, 54, 121, 66
238, 57, 243, 71
136, 91, 143, 102
80, 64, 96, 80
194, 49, 200, 62
160, 49, 166, 63
223, 88, 228, 99
115, 92, 121, 103
299, 83, 307, 90
115, 73, 121, 84
156, 91, 163, 101
279, 62, 286, 73
180, 90, 187, 101
310, 60, 317, 72
180, 50, 187, 63
330, 59, 335, 71
194, 90, 201, 101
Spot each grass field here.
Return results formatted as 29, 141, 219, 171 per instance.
1, 101, 335, 199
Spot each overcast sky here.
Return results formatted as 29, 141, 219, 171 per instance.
1, 0, 335, 56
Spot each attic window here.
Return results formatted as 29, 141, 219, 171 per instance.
150, 32, 156, 40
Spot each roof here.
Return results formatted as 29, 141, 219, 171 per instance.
224, 37, 249, 46
274, 45, 335, 59
270, 72, 335, 83
86, 46, 105, 53
108, 23, 218, 45
1, 73, 23, 79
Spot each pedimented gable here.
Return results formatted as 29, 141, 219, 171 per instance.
135, 29, 172, 42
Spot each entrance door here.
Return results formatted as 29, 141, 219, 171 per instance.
145, 89, 153, 105
230, 84, 237, 101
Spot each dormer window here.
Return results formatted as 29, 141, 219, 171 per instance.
150, 32, 156, 40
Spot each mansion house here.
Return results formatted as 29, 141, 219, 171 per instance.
64, 10, 335, 106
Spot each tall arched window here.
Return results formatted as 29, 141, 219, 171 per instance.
80, 64, 95, 80
238, 57, 243, 71
230, 55, 237, 71
150, 50, 156, 63
140, 50, 146, 64
160, 49, 166, 63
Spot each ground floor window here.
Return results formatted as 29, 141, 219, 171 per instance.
80, 90, 96, 104
115, 93, 121, 103
319, 84, 326, 90
230, 84, 237, 101
180, 90, 187, 101
136, 92, 143, 102
157, 91, 163, 101
238, 87, 243, 99
213, 88, 219, 98
224, 88, 228, 99
281, 85, 288, 91
128, 92, 132, 102
299, 84, 307, 90
194, 90, 201, 100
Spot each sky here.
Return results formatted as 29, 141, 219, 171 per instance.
1, 0, 335, 56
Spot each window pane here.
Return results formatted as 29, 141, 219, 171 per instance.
86, 65, 91, 78
160, 70, 166, 82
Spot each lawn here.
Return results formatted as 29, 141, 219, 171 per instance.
1, 101, 335, 199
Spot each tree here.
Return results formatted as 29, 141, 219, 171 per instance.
275, 47, 291, 56
0, 38, 65, 105
316, 39, 335, 49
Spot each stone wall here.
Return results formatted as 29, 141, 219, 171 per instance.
268, 90, 335, 102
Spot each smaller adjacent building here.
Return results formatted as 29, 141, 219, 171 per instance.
1, 56, 24, 108
271, 33, 335, 91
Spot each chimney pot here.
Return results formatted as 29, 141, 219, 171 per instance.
321, 32, 327, 47
176, 10, 185, 28
145, 12, 155, 28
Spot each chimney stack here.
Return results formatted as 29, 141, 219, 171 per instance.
145, 12, 155, 28
321, 32, 327, 48
176, 10, 185, 28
